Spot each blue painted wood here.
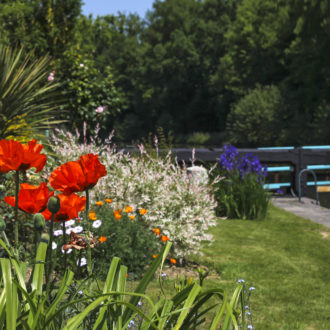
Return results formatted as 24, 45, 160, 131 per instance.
307, 165, 330, 170
258, 147, 295, 150
264, 166, 292, 172
263, 182, 291, 189
307, 181, 330, 186
302, 146, 330, 149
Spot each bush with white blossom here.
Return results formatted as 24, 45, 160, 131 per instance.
46, 126, 220, 257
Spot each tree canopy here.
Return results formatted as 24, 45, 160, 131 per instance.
1, 0, 330, 146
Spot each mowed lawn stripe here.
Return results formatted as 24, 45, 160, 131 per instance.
191, 204, 330, 329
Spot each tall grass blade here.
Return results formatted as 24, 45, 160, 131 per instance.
1, 258, 17, 330
92, 257, 121, 330
174, 283, 201, 329
210, 292, 229, 330
158, 300, 174, 329
122, 242, 172, 324
31, 239, 48, 295
45, 270, 74, 320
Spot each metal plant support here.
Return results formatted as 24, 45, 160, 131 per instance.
298, 169, 319, 205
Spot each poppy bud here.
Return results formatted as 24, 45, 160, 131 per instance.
34, 213, 45, 230
47, 196, 60, 214
40, 233, 49, 244
0, 218, 6, 232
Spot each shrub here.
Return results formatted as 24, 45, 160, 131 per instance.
54, 50, 121, 137
47, 127, 219, 257
212, 144, 269, 219
91, 202, 161, 278
226, 85, 284, 147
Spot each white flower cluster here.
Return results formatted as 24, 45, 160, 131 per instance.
47, 128, 219, 257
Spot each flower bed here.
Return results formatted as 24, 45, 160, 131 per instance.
48, 127, 219, 257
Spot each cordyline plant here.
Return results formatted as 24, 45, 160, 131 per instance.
0, 45, 64, 141
47, 126, 221, 257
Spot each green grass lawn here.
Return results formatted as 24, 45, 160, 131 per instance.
129, 203, 330, 329
187, 203, 330, 329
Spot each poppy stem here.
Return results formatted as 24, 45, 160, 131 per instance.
85, 189, 92, 277
14, 170, 19, 250
46, 213, 55, 294
77, 249, 82, 277
34, 230, 40, 258
62, 221, 67, 271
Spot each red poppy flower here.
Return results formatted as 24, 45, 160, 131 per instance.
49, 153, 107, 194
42, 193, 86, 222
0, 139, 47, 173
4, 182, 54, 214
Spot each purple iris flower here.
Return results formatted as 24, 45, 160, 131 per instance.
219, 144, 267, 181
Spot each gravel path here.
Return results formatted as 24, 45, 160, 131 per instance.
271, 196, 330, 228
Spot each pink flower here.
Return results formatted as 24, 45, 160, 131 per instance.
80, 63, 84, 67
96, 106, 104, 113
48, 71, 55, 82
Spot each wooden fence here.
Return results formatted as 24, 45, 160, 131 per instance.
121, 145, 330, 194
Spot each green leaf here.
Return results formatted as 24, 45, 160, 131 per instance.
1, 258, 17, 330
45, 270, 74, 321
174, 283, 201, 329
31, 241, 48, 296
210, 292, 229, 330
122, 241, 172, 324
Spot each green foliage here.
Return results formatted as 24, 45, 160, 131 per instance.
226, 85, 284, 147
0, 0, 82, 57
3, 0, 330, 146
139, 126, 174, 158
211, 169, 269, 220
191, 204, 330, 329
0, 237, 247, 329
54, 49, 121, 136
0, 45, 63, 141
93, 205, 161, 278
187, 132, 211, 146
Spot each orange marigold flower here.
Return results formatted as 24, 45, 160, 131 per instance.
0, 139, 47, 173
89, 211, 97, 220
170, 258, 177, 264
126, 273, 129, 278
139, 208, 147, 215
153, 254, 158, 259
129, 215, 135, 220
161, 235, 170, 242
114, 213, 122, 220
95, 201, 103, 206
4, 182, 54, 214
105, 198, 112, 204
124, 206, 133, 213
99, 236, 107, 243
153, 228, 160, 236
42, 193, 86, 222
49, 153, 106, 194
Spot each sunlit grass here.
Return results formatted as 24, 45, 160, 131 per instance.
189, 204, 330, 329
126, 204, 330, 328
